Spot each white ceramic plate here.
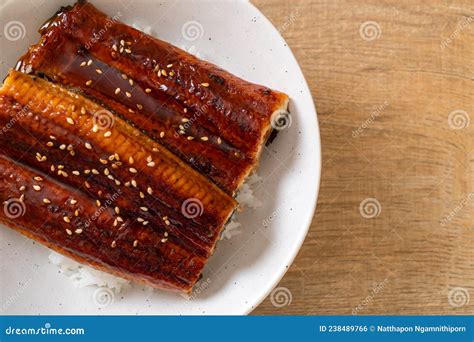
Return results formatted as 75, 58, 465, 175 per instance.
0, 0, 320, 315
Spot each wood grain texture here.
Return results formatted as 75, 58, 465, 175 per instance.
252, 0, 474, 315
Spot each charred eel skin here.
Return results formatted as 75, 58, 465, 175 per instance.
0, 70, 237, 293
17, 0, 290, 194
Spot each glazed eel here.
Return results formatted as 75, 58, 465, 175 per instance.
0, 71, 236, 293
17, 0, 290, 194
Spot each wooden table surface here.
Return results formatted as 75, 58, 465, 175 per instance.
252, 0, 474, 314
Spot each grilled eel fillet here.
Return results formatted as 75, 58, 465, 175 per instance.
0, 70, 237, 293
17, 0, 290, 194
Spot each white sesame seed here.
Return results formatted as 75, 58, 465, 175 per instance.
75, 229, 83, 234
87, 59, 93, 66
201, 82, 209, 87
129, 79, 134, 86
115, 207, 120, 214
161, 238, 168, 243
129, 167, 137, 173
80, 61, 86, 67
140, 206, 148, 212
161, 69, 167, 76
147, 187, 153, 195
131, 179, 137, 187
95, 69, 103, 74
43, 198, 51, 204
145, 88, 152, 93
72, 171, 80, 175
70, 199, 77, 204
66, 229, 72, 235
142, 221, 149, 226
85, 142, 92, 150
167, 64, 173, 68
19, 194, 25, 202
133, 240, 138, 247
139, 192, 145, 199
147, 162, 155, 167
182, 118, 189, 122
187, 136, 194, 140
104, 131, 112, 138
201, 136, 209, 141
19, 186, 26, 191
128, 156, 134, 164
85, 80, 92, 86
34, 176, 43, 182
81, 107, 86, 114
136, 104, 143, 110
121, 74, 127, 80
115, 88, 121, 95
160, 131, 165, 138
111, 240, 117, 248
117, 216, 123, 222
63, 216, 70, 223
217, 137, 222, 144
59, 144, 66, 150
65, 117, 74, 125
96, 200, 101, 207
165, 219, 170, 226
46, 141, 54, 147
33, 185, 41, 191
125, 92, 132, 98
137, 218, 144, 222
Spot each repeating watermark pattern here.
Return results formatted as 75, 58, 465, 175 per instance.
448, 287, 470, 308
1, 276, 33, 313
271, 110, 292, 131
352, 101, 389, 138
181, 21, 204, 41
448, 109, 470, 130
0, 103, 31, 136
440, 16, 474, 49
85, 12, 122, 50
278, 9, 300, 33
84, 190, 122, 227
92, 287, 114, 308
186, 278, 212, 301
359, 198, 381, 219
439, 192, 474, 227
181, 198, 204, 219
3, 198, 26, 219
352, 278, 389, 315
262, 208, 281, 228
92, 109, 115, 130
3, 20, 26, 41
270, 287, 293, 308
359, 21, 382, 41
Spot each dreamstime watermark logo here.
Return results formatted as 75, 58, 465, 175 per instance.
93, 109, 115, 130
181, 198, 204, 219
3, 198, 26, 219
270, 287, 292, 308
359, 21, 381, 41
352, 278, 389, 314
182, 21, 203, 41
359, 198, 381, 219
440, 16, 474, 49
4, 21, 26, 41
271, 110, 292, 131
448, 287, 470, 308
440, 192, 474, 227
448, 109, 470, 130
92, 287, 114, 308
352, 101, 389, 138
